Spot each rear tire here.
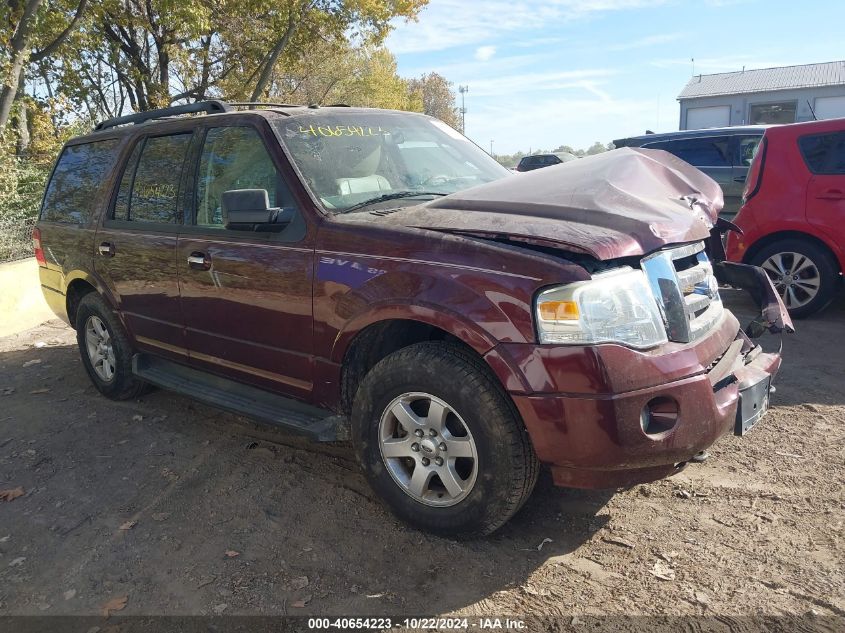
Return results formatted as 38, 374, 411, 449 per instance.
76, 293, 148, 400
352, 341, 539, 537
750, 239, 840, 318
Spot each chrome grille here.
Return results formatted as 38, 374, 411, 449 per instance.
641, 241, 723, 344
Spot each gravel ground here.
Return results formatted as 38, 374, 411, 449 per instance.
0, 291, 842, 623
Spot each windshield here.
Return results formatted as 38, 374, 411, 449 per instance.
272, 111, 510, 212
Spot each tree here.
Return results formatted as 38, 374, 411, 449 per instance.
0, 0, 89, 130
585, 141, 607, 155
407, 72, 459, 127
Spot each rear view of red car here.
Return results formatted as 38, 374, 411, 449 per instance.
726, 119, 845, 317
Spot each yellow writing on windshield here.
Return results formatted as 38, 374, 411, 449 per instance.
298, 124, 388, 138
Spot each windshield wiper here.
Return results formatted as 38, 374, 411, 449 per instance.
339, 191, 447, 214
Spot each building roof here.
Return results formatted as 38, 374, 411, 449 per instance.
678, 61, 845, 100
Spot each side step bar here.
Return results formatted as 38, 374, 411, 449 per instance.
132, 354, 346, 442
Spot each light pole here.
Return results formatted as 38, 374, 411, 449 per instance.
458, 85, 468, 134
490, 139, 494, 157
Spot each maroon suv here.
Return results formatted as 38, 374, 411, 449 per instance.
34, 101, 792, 536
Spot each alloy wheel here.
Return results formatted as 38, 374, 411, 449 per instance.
378, 392, 478, 507
84, 315, 116, 382
760, 251, 821, 310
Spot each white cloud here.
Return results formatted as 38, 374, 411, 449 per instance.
474, 45, 497, 62
386, 0, 670, 55
467, 69, 616, 98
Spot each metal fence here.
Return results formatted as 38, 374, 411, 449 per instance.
0, 215, 36, 263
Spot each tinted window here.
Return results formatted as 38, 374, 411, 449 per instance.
40, 139, 120, 223
196, 127, 290, 227
646, 137, 730, 167
799, 132, 845, 174
112, 142, 142, 221
126, 134, 191, 223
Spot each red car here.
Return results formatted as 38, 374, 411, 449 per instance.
726, 118, 845, 317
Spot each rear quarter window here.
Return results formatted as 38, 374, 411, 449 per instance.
799, 132, 845, 174
40, 139, 120, 223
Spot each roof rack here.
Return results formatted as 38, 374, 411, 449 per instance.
228, 102, 305, 110
94, 100, 233, 131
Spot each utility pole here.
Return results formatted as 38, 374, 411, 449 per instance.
490, 139, 494, 156
458, 85, 469, 135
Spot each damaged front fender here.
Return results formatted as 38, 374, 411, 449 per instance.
714, 261, 795, 337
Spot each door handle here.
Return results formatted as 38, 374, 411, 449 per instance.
187, 251, 211, 270
816, 189, 845, 200
98, 242, 115, 257
733, 176, 747, 183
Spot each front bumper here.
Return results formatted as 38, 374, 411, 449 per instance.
488, 311, 783, 489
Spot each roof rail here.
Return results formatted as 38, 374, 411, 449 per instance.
228, 102, 306, 110
94, 100, 233, 131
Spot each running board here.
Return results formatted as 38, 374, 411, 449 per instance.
132, 354, 346, 442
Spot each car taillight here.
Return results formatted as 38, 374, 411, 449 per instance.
32, 226, 46, 266
742, 136, 767, 204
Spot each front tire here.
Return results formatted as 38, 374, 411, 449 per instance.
750, 239, 840, 318
76, 293, 148, 400
352, 342, 539, 537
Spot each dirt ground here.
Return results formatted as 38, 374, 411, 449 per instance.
0, 291, 843, 622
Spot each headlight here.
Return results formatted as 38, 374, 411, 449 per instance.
535, 267, 668, 349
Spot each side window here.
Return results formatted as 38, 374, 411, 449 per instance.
735, 136, 762, 167
651, 137, 730, 167
195, 126, 291, 228
112, 141, 142, 221
40, 139, 120, 223
122, 133, 191, 224
799, 133, 845, 175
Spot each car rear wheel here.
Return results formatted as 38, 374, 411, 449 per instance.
76, 293, 149, 400
352, 341, 539, 537
751, 239, 840, 318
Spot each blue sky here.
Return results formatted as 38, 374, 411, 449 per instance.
386, 0, 845, 155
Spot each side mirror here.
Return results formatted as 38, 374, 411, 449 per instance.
221, 189, 295, 230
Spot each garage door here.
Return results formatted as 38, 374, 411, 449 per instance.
686, 106, 730, 129
814, 96, 845, 120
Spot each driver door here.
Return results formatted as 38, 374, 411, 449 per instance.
177, 122, 315, 400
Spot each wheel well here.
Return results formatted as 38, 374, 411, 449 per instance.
340, 320, 473, 414
743, 231, 841, 272
65, 280, 97, 329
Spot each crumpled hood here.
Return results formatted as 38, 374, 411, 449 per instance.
382, 147, 723, 260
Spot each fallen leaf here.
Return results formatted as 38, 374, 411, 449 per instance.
101, 595, 128, 617
676, 489, 692, 499
29, 388, 50, 395
131, 415, 143, 422
225, 550, 240, 558
118, 520, 137, 531
536, 537, 552, 551
291, 594, 312, 608
8, 557, 25, 567
695, 590, 711, 605
1, 387, 15, 395
602, 535, 635, 549
649, 561, 676, 581
286, 576, 309, 591
0, 487, 24, 502
22, 359, 42, 367
212, 603, 228, 615
151, 512, 170, 522
63, 589, 77, 601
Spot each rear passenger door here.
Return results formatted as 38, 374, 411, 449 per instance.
177, 122, 314, 400
729, 135, 763, 216
95, 131, 192, 362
